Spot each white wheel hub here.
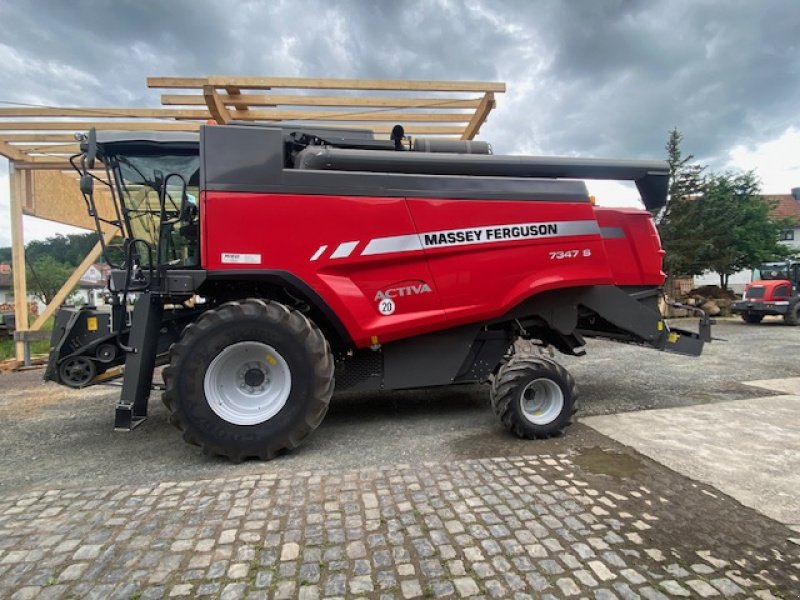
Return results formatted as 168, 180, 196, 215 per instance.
203, 341, 291, 425
519, 377, 564, 425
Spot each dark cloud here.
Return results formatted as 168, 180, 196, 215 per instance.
0, 0, 798, 166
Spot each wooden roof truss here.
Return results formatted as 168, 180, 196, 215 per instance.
0, 76, 505, 170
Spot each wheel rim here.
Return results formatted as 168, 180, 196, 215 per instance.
519, 378, 564, 425
59, 357, 95, 387
203, 341, 291, 425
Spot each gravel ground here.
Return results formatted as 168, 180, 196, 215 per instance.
0, 318, 797, 495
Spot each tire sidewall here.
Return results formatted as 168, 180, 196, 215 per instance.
508, 366, 573, 437
787, 302, 800, 325
174, 314, 319, 453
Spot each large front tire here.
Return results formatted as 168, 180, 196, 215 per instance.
490, 355, 576, 439
163, 299, 334, 461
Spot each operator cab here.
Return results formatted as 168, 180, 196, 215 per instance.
75, 131, 201, 276
752, 261, 800, 285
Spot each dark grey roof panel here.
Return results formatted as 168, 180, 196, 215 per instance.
95, 131, 200, 144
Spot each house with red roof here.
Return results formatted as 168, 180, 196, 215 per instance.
764, 189, 800, 251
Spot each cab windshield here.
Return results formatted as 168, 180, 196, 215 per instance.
114, 153, 200, 267
753, 264, 789, 281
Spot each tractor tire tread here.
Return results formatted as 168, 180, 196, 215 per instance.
490, 353, 577, 440
162, 298, 334, 461
785, 303, 800, 326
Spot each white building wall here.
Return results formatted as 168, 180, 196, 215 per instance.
781, 225, 800, 251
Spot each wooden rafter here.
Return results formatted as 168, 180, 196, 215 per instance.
0, 107, 208, 119
173, 110, 472, 122
0, 133, 85, 142
150, 76, 506, 92
152, 75, 502, 141
462, 92, 495, 141
0, 140, 27, 162
0, 75, 504, 165
161, 94, 483, 109
203, 85, 232, 124
0, 121, 200, 131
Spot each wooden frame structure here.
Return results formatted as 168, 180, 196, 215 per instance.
0, 76, 505, 362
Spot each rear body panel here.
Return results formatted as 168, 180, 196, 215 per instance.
202, 190, 666, 348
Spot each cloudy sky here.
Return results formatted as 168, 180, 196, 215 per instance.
1, 0, 799, 246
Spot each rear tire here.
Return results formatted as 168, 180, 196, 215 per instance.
742, 312, 764, 324
785, 303, 800, 326
490, 354, 576, 439
163, 298, 334, 461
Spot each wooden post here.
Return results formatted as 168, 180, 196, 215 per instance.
8, 163, 29, 362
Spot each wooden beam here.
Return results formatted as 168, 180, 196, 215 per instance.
176, 110, 471, 123
161, 94, 483, 109
14, 161, 75, 170
0, 140, 27, 161
0, 121, 201, 131
462, 92, 495, 140
9, 166, 29, 361
30, 229, 117, 331
7, 143, 81, 153
0, 107, 209, 119
206, 76, 507, 93
147, 76, 210, 88
224, 87, 250, 117
203, 85, 232, 124
149, 76, 506, 93
24, 151, 79, 157
0, 134, 85, 142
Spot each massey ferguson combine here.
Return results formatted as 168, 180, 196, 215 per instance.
733, 260, 800, 324
45, 123, 711, 460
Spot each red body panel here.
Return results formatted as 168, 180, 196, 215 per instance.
202, 192, 665, 347
744, 279, 793, 301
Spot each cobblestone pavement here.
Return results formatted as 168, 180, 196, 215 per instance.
2, 449, 798, 599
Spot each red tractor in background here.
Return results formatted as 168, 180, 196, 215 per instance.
733, 260, 800, 325
44, 123, 712, 461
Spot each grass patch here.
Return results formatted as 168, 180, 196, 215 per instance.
0, 316, 53, 360
0, 337, 50, 360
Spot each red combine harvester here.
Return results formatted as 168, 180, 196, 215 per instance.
45, 124, 711, 460
732, 260, 800, 324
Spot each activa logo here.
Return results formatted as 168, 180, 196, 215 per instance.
374, 282, 433, 301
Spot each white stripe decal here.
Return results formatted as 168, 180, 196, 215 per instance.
360, 220, 600, 256
362, 234, 424, 256
330, 241, 359, 259
310, 245, 328, 261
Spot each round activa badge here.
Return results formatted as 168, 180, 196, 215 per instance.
378, 298, 396, 315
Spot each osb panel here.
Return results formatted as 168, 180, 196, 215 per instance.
24, 171, 117, 232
